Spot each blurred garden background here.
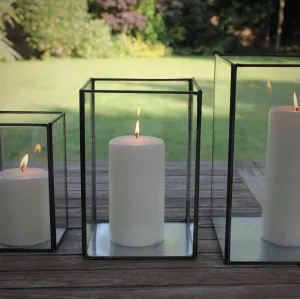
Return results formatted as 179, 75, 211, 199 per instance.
0, 0, 299, 162
1, 0, 300, 61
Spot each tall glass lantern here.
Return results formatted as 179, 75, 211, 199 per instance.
212, 55, 300, 263
80, 78, 202, 259
0, 111, 68, 252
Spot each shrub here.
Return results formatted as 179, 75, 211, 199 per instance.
89, 0, 147, 34
17, 0, 114, 59
136, 0, 168, 45
0, 1, 22, 62
17, 0, 85, 57
73, 19, 115, 59
116, 34, 172, 57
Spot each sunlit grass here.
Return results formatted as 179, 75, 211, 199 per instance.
0, 56, 299, 162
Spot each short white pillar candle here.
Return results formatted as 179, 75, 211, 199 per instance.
0, 167, 50, 247
262, 105, 300, 246
109, 135, 165, 247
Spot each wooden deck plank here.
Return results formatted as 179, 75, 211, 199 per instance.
1, 267, 300, 289
1, 241, 221, 256
238, 168, 264, 206
67, 216, 214, 229
67, 216, 215, 228
0, 253, 224, 271
1, 284, 300, 299
0, 161, 299, 299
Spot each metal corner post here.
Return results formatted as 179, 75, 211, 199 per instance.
63, 114, 68, 228
47, 124, 57, 250
211, 58, 217, 215
224, 65, 237, 264
91, 80, 97, 224
79, 89, 87, 257
186, 79, 193, 224
193, 90, 202, 256
0, 130, 2, 171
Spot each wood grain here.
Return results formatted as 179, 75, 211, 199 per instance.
1, 267, 300, 289
1, 284, 300, 299
238, 168, 264, 206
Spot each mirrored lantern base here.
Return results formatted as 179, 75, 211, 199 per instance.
86, 222, 194, 259
213, 216, 300, 263
0, 227, 66, 251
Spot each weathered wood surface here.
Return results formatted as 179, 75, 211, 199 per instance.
238, 168, 264, 206
1, 161, 299, 299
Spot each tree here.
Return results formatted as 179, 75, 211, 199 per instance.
158, 0, 215, 47
275, 0, 285, 51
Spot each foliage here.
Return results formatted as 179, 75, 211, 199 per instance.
211, 0, 276, 31
210, 0, 277, 46
0, 33, 22, 62
17, 0, 84, 57
136, 0, 167, 44
157, 0, 299, 54
0, 1, 22, 62
88, 0, 171, 57
4, 0, 300, 60
174, 35, 238, 55
113, 34, 171, 57
89, 0, 147, 34
73, 20, 115, 59
17, 0, 114, 59
158, 0, 221, 48
156, 0, 185, 44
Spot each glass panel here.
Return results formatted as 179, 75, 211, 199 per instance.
52, 115, 67, 245
84, 80, 198, 257
0, 112, 61, 125
0, 125, 51, 250
231, 64, 300, 262
211, 56, 232, 257
83, 81, 94, 250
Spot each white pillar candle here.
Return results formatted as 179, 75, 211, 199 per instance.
0, 168, 50, 246
262, 106, 300, 246
109, 135, 165, 247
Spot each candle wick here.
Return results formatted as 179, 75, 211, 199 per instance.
135, 133, 138, 138
21, 167, 24, 172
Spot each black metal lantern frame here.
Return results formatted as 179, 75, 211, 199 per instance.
212, 55, 300, 264
80, 78, 202, 259
0, 111, 68, 252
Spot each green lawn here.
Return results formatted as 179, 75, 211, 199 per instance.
0, 57, 299, 164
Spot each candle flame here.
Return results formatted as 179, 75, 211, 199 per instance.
267, 80, 272, 92
20, 154, 28, 171
34, 144, 41, 153
135, 120, 140, 137
294, 91, 299, 111
137, 106, 140, 117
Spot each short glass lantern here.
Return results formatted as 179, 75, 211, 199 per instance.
0, 111, 68, 252
80, 78, 202, 259
212, 55, 300, 263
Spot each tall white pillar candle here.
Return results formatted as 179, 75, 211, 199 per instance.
109, 135, 165, 247
262, 106, 300, 246
0, 168, 50, 246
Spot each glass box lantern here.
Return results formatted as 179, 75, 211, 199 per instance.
212, 55, 300, 264
80, 78, 202, 259
0, 111, 68, 252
